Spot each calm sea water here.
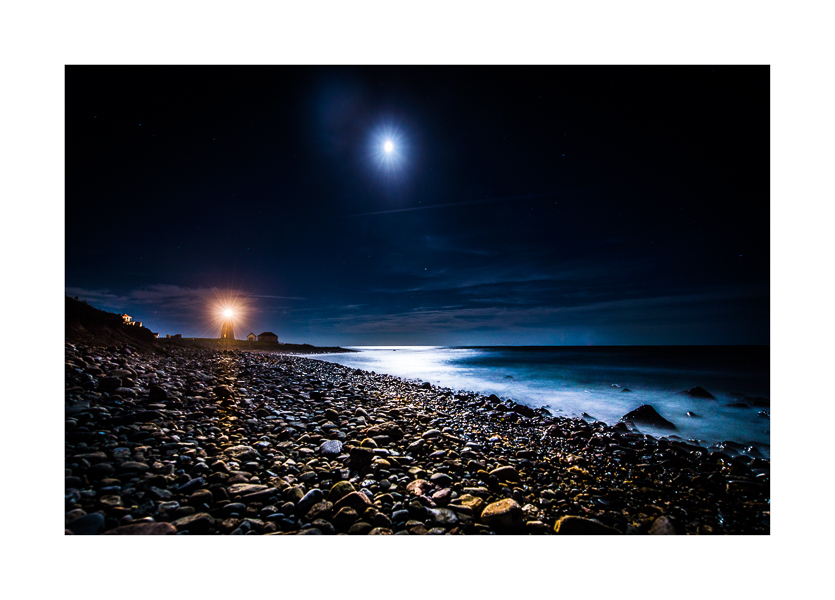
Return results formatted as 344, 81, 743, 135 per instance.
306, 346, 770, 456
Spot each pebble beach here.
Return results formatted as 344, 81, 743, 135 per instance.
65, 342, 770, 535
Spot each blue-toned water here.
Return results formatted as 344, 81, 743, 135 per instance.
307, 346, 770, 456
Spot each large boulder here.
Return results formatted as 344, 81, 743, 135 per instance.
680, 386, 716, 399
620, 404, 676, 430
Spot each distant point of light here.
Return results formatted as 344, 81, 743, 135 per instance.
223, 309, 233, 317
369, 125, 406, 174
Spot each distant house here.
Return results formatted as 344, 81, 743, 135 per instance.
247, 333, 256, 341
258, 332, 278, 342
121, 314, 142, 328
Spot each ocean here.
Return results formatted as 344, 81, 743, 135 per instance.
305, 346, 770, 457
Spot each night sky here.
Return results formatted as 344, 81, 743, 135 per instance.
65, 66, 769, 345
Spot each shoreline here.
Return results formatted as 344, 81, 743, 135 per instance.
65, 342, 770, 534
306, 346, 771, 453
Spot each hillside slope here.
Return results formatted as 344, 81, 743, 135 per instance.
65, 296, 158, 350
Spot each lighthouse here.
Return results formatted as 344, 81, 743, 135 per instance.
220, 309, 235, 340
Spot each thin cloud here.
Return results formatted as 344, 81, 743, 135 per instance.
342, 186, 624, 217
308, 285, 768, 335
66, 285, 300, 314
249, 294, 307, 300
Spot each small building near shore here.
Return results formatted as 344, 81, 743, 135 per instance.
258, 332, 278, 342
247, 333, 256, 341
121, 314, 142, 328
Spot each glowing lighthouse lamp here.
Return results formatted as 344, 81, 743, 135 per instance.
220, 309, 235, 340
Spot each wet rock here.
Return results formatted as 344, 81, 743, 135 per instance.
620, 405, 676, 430
213, 385, 235, 400
512, 403, 536, 418
228, 483, 268, 497
347, 521, 372, 535
365, 422, 404, 441
489, 465, 521, 483
296, 489, 324, 515
332, 507, 358, 531
311, 519, 336, 535
102, 522, 177, 535
429, 472, 453, 487
426, 507, 459, 528
320, 440, 343, 458
89, 462, 115, 479
172, 512, 215, 534
306, 501, 333, 521
648, 516, 677, 535
431, 487, 453, 506
348, 446, 375, 469
480, 499, 523, 531
225, 445, 258, 461
327, 481, 356, 503
149, 385, 169, 402
406, 479, 435, 496
553, 516, 621, 535
368, 527, 393, 535
457, 494, 486, 518
284, 486, 305, 504
681, 386, 716, 399
66, 512, 105, 535
297, 527, 322, 535
99, 377, 122, 392
333, 491, 373, 513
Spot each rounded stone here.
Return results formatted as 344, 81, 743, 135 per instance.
333, 491, 373, 513
102, 522, 177, 535
320, 440, 343, 458
553, 515, 621, 535
489, 465, 521, 483
648, 516, 677, 535
172, 512, 215, 534
480, 499, 523, 530
66, 512, 105, 535
327, 481, 356, 503
347, 521, 373, 535
296, 488, 325, 514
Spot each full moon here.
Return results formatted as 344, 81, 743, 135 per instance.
384, 141, 394, 152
